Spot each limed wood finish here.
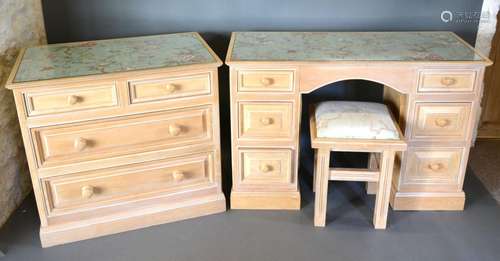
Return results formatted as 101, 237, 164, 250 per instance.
5, 32, 225, 247
310, 109, 407, 228
226, 31, 492, 211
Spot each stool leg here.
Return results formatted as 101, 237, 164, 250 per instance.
366, 182, 378, 195
312, 150, 317, 192
314, 148, 330, 227
366, 153, 379, 195
373, 150, 395, 229
366, 152, 379, 195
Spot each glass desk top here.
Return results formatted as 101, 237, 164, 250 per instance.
14, 32, 218, 83
228, 31, 486, 63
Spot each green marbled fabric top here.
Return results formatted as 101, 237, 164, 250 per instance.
14, 32, 217, 83
230, 32, 484, 62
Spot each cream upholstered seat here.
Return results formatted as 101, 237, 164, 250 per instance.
310, 100, 407, 229
315, 101, 399, 140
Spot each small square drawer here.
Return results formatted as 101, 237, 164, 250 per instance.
238, 148, 294, 188
237, 70, 294, 92
418, 70, 476, 92
238, 102, 294, 139
42, 152, 215, 215
24, 84, 118, 116
412, 103, 471, 140
403, 147, 463, 187
32, 106, 212, 167
128, 73, 211, 104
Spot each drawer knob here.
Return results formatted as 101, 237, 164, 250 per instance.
260, 117, 274, 126
81, 185, 95, 199
74, 137, 89, 151
440, 77, 457, 86
260, 77, 274, 86
172, 170, 185, 182
164, 83, 177, 94
168, 124, 182, 136
434, 118, 450, 127
67, 95, 81, 105
427, 163, 444, 172
259, 164, 272, 173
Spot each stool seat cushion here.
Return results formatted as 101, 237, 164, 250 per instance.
315, 101, 400, 140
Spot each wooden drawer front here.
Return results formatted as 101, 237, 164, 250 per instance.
238, 70, 294, 92
404, 148, 463, 186
239, 102, 293, 139
24, 85, 118, 116
129, 73, 211, 104
418, 70, 476, 92
413, 103, 471, 140
238, 148, 293, 187
43, 152, 214, 215
33, 107, 212, 167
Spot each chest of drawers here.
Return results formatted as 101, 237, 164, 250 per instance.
5, 32, 225, 247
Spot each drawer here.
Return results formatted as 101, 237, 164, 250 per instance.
237, 70, 294, 92
42, 152, 215, 215
237, 148, 294, 188
32, 106, 212, 167
418, 70, 476, 92
128, 73, 211, 104
412, 103, 471, 140
238, 102, 294, 139
403, 147, 463, 187
24, 84, 118, 116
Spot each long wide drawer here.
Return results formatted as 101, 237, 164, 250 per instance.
42, 151, 215, 216
32, 106, 212, 167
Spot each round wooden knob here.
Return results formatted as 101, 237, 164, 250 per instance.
260, 117, 273, 126
259, 164, 272, 173
168, 124, 182, 136
434, 118, 450, 127
74, 137, 89, 151
260, 77, 274, 86
164, 83, 177, 94
428, 163, 443, 172
172, 170, 184, 182
81, 185, 95, 199
67, 95, 81, 105
440, 77, 457, 86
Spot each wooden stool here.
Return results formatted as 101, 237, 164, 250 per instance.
310, 101, 407, 229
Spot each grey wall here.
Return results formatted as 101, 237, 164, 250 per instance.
41, 0, 485, 195
42, 0, 484, 52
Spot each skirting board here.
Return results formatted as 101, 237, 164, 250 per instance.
390, 189, 465, 211
40, 193, 226, 247
230, 191, 301, 210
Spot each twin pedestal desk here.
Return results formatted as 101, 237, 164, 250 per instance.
226, 32, 492, 211
6, 31, 491, 247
